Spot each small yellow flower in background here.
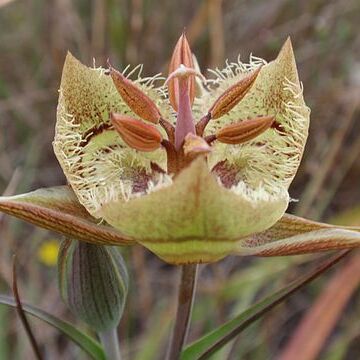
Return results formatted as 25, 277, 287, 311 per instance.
38, 240, 60, 266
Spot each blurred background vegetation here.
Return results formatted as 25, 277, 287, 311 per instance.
0, 0, 359, 359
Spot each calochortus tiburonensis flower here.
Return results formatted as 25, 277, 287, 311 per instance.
1, 34, 360, 264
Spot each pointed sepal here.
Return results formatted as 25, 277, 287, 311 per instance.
237, 214, 360, 256
0, 186, 134, 246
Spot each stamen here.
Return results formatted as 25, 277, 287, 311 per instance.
208, 66, 262, 120
216, 116, 274, 145
108, 62, 161, 124
110, 113, 162, 152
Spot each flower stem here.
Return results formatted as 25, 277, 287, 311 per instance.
99, 327, 121, 360
166, 264, 198, 360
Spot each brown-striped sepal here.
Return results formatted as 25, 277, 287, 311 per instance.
0, 186, 133, 246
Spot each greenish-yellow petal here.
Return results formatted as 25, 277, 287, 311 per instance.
99, 158, 288, 264
200, 38, 310, 198
53, 53, 169, 217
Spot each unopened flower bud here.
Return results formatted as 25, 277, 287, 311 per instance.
111, 113, 162, 152
109, 64, 161, 123
168, 33, 195, 111
209, 67, 262, 119
216, 116, 274, 144
58, 239, 129, 332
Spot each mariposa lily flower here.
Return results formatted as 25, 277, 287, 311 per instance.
1, 34, 359, 264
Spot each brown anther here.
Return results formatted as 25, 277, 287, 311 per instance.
183, 133, 212, 157
209, 66, 262, 119
111, 113, 162, 152
216, 116, 274, 145
168, 33, 195, 111
108, 63, 161, 124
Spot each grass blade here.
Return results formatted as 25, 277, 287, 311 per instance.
12, 256, 42, 360
181, 250, 350, 360
278, 252, 360, 360
0, 295, 105, 360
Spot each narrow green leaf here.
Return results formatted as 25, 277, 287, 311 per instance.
181, 250, 350, 360
0, 295, 105, 360
0, 305, 9, 359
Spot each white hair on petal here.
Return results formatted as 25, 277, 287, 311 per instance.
54, 56, 173, 216
146, 173, 173, 194
195, 52, 309, 203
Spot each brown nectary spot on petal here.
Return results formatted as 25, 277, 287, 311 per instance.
150, 162, 166, 174
271, 120, 286, 134
132, 169, 152, 193
211, 160, 240, 188
131, 163, 166, 194
82, 122, 114, 146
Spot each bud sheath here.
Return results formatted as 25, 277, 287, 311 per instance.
58, 239, 129, 332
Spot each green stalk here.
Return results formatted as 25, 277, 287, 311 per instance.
166, 264, 198, 360
99, 327, 121, 360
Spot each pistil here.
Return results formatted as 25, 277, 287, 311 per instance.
166, 65, 204, 151
175, 75, 196, 150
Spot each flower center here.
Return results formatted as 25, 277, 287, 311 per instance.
108, 33, 276, 182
